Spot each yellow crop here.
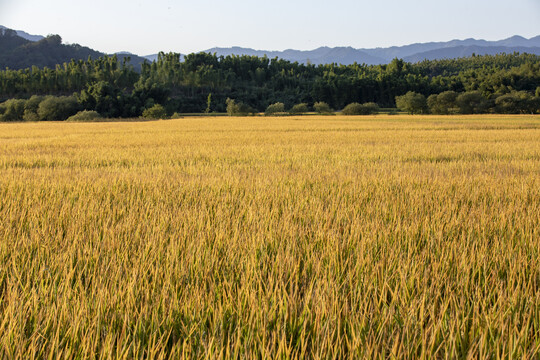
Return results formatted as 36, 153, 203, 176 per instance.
0, 115, 539, 358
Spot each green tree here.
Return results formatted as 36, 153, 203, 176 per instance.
236, 102, 256, 116
427, 91, 458, 114
361, 102, 379, 115
496, 91, 540, 114
23, 95, 45, 121
529, 96, 540, 114
23, 109, 40, 122
313, 101, 332, 114
495, 93, 522, 114
142, 104, 167, 119
226, 98, 254, 116
78, 81, 127, 118
205, 93, 212, 114
289, 103, 309, 115
2, 52, 540, 117
342, 103, 363, 115
456, 91, 489, 114
67, 110, 102, 121
37, 96, 79, 121
226, 98, 239, 116
0, 99, 26, 121
25, 95, 45, 113
265, 102, 285, 115
395, 92, 427, 114
342, 102, 379, 115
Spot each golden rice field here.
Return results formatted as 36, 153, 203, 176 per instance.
1, 115, 540, 358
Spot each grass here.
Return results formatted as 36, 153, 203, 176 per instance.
1, 114, 539, 358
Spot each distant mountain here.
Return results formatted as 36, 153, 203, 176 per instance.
403, 45, 540, 63
201, 35, 540, 65
113, 52, 151, 70
0, 25, 44, 42
495, 35, 540, 47
143, 53, 186, 62
143, 54, 160, 62
202, 46, 386, 65
361, 36, 540, 61
2, 25, 540, 68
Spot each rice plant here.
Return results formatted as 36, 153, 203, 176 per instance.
0, 115, 539, 358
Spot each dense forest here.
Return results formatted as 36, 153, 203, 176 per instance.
1, 48, 540, 120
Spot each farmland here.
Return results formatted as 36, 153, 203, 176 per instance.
1, 115, 540, 358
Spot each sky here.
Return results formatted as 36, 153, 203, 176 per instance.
1, 0, 540, 55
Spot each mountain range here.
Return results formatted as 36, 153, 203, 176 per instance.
1, 25, 540, 70
200, 35, 540, 65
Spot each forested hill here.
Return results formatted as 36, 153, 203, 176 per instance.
0, 29, 102, 70
0, 25, 44, 42
0, 28, 148, 71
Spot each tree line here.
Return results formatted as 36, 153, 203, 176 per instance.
1, 52, 540, 120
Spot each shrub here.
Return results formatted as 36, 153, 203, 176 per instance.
313, 101, 332, 114
205, 93, 212, 114
427, 91, 458, 114
23, 109, 40, 122
342, 102, 379, 115
289, 103, 309, 115
25, 95, 45, 113
226, 98, 255, 116
456, 91, 490, 114
171, 112, 182, 119
362, 102, 380, 115
142, 104, 167, 119
226, 98, 239, 116
495, 91, 539, 114
495, 93, 522, 114
529, 96, 540, 114
37, 96, 79, 121
395, 92, 428, 114
0, 99, 26, 121
342, 103, 362, 115
265, 102, 286, 116
237, 103, 256, 116
22, 95, 45, 121
67, 110, 103, 122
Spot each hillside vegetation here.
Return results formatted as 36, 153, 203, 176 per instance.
1, 48, 540, 118
0, 28, 146, 72
1, 115, 539, 358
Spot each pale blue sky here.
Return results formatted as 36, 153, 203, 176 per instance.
1, 0, 539, 55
